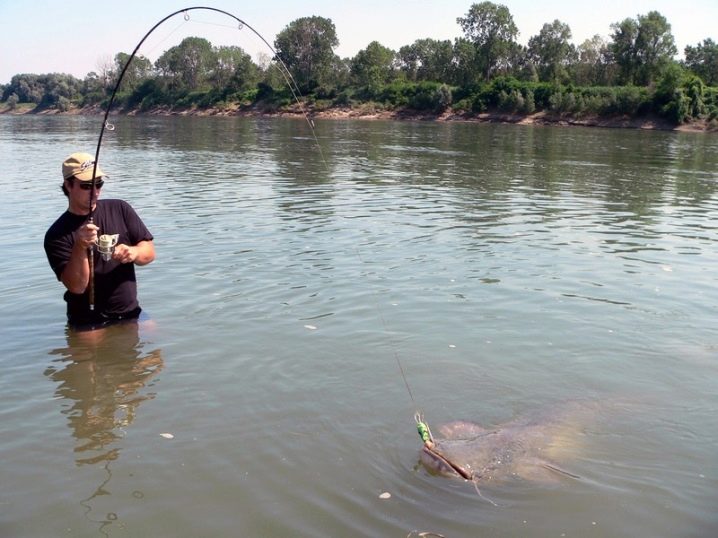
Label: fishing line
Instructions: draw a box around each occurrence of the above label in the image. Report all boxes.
[183,17,245,31]
[355,240,446,487]
[140,19,190,59]
[353,244,428,429]
[85,6,329,309]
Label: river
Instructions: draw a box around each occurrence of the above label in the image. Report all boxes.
[0,115,716,537]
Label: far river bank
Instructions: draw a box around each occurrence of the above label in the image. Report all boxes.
[2,102,715,133]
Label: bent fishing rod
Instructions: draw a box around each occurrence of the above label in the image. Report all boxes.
[85,6,325,310]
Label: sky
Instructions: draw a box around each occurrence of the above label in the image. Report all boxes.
[1,0,717,84]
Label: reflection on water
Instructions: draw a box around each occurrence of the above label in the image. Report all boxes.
[44,321,162,534]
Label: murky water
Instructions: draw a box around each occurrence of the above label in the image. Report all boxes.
[1,115,716,537]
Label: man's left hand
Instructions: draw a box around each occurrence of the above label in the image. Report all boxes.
[112,244,137,264]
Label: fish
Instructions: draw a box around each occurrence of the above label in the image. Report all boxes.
[419,401,598,485]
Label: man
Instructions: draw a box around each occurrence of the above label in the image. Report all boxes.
[44,152,155,330]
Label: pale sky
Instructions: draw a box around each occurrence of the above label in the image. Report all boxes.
[1,0,717,84]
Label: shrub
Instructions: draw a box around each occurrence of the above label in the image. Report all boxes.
[408,82,447,111]
[613,86,647,115]
[56,96,72,112]
[6,93,19,110]
[333,90,355,107]
[685,76,707,118]
[662,88,691,123]
[451,97,473,112]
[497,89,524,113]
[522,88,536,114]
[434,84,453,111]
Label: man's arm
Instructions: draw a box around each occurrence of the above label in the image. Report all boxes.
[60,223,98,294]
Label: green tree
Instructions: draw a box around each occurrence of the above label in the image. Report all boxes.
[155,37,217,91]
[213,46,260,94]
[2,74,43,103]
[350,41,396,92]
[398,38,454,82]
[610,17,639,84]
[509,44,538,82]
[114,52,152,92]
[610,11,676,85]
[81,71,106,105]
[449,37,479,86]
[325,56,351,92]
[457,2,519,81]
[274,16,339,92]
[256,52,286,93]
[40,73,83,108]
[526,20,575,83]
[1,73,82,108]
[634,11,676,85]
[572,35,614,86]
[684,38,718,86]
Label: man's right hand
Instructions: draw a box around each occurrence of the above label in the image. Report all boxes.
[75,223,99,249]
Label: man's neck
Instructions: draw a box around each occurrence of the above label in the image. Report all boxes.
[68,202,96,216]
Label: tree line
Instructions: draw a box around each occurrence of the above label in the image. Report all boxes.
[2,2,717,125]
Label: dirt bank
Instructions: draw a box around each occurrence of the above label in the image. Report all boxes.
[2,102,714,133]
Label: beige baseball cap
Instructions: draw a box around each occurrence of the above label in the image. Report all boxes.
[62,152,107,181]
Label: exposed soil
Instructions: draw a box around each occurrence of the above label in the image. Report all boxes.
[2,102,715,133]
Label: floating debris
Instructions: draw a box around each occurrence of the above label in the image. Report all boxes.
[304,325,317,330]
[379,492,391,499]
[160,433,174,439]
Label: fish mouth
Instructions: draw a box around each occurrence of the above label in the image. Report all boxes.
[421,445,473,480]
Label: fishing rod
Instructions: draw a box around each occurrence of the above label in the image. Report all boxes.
[85,6,327,310]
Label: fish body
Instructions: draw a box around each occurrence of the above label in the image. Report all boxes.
[420,402,595,483]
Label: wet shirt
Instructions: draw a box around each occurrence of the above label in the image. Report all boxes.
[44,199,153,326]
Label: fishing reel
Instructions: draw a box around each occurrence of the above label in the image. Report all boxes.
[96,234,119,261]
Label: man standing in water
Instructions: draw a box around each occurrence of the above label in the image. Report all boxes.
[44,152,155,330]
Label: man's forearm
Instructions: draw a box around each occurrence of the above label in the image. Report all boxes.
[133,240,155,266]
[61,242,91,294]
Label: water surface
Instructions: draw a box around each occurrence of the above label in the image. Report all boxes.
[0,115,716,537]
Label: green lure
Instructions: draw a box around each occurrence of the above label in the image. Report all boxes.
[417,421,432,443]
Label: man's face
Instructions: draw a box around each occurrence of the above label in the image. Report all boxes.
[66,177,103,214]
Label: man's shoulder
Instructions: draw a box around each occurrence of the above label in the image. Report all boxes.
[45,210,76,241]
[99,198,133,210]
[97,199,150,237]
[98,198,139,220]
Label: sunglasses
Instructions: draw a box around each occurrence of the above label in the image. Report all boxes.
[77,179,105,190]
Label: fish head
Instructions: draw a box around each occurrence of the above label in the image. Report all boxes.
[420,442,474,480]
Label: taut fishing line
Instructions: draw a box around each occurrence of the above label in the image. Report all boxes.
[85,6,328,309]
[353,245,432,441]
[140,19,190,59]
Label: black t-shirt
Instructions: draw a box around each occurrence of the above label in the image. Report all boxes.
[44,199,154,325]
